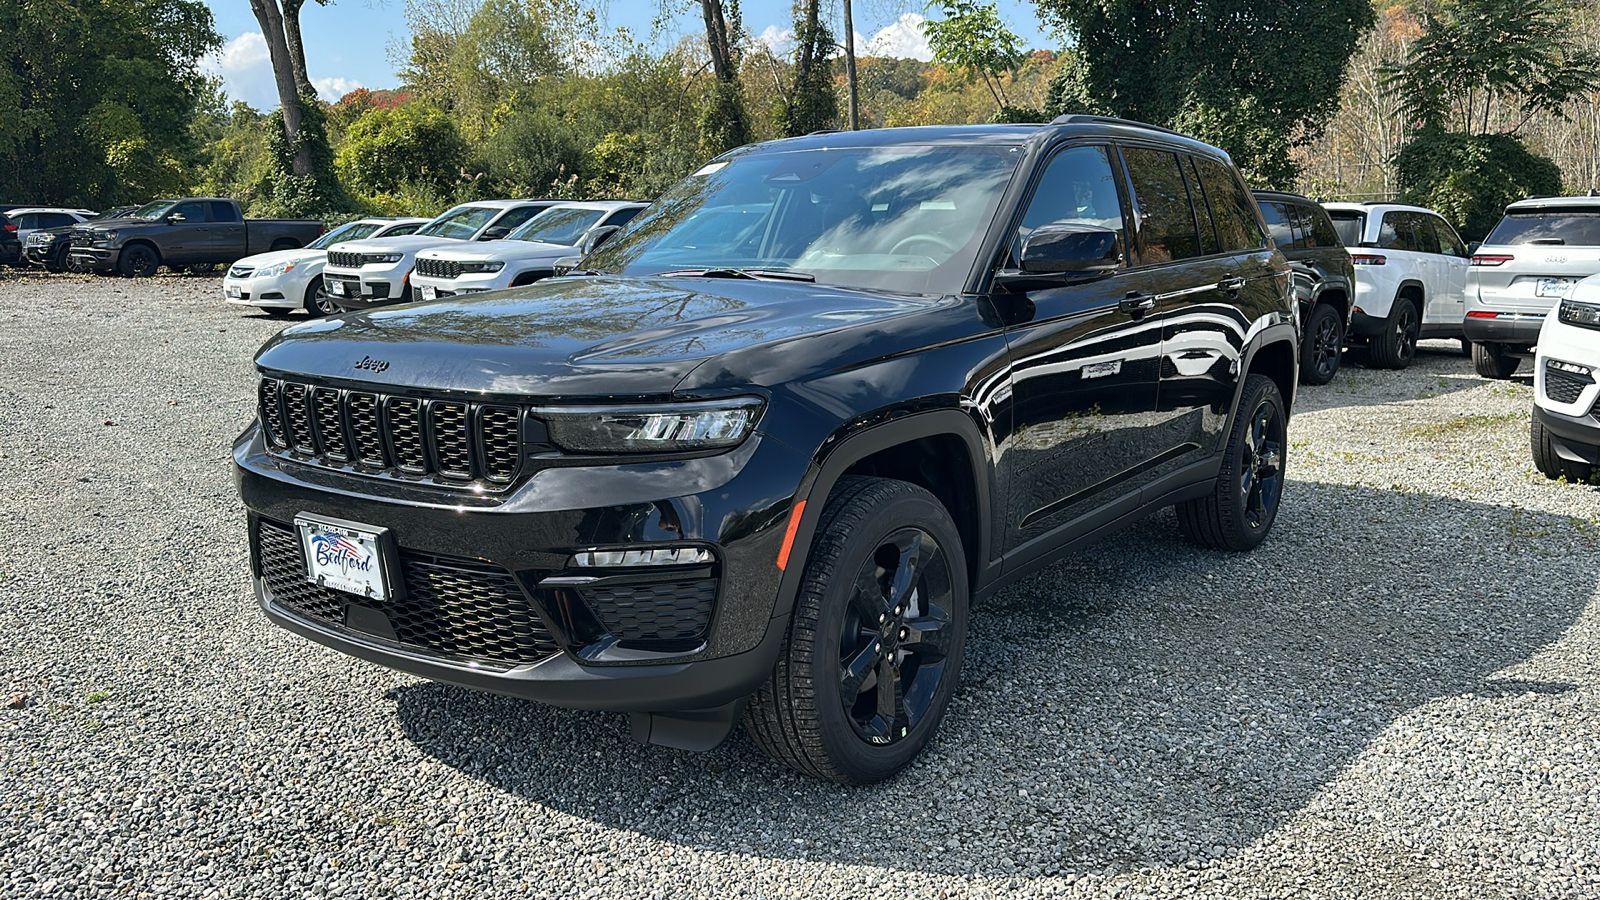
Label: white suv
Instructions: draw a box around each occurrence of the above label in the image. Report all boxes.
[223,217,429,317]
[1323,202,1471,368]
[321,200,556,311]
[1466,196,1600,379]
[1530,276,1600,482]
[411,201,646,300]
[5,207,96,242]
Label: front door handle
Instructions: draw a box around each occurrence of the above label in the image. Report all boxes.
[1119,292,1155,317]
[1218,276,1246,295]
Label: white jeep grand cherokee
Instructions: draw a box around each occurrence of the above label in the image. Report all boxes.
[1323,202,1471,369]
[1467,196,1600,379]
[1531,276,1600,483]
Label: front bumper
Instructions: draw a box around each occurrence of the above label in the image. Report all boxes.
[1463,312,1545,349]
[234,424,808,713]
[324,264,409,309]
[23,239,59,264]
[413,271,512,298]
[67,246,117,271]
[224,271,302,309]
[1533,404,1600,464]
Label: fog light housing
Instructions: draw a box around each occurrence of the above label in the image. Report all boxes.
[571,547,714,568]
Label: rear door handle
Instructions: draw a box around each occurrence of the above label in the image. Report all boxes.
[1119,292,1155,317]
[1218,276,1246,295]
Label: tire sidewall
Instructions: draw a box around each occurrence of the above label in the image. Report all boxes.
[1220,375,1287,550]
[121,245,158,278]
[1300,304,1343,385]
[804,487,968,783]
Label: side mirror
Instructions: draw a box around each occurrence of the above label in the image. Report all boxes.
[479,226,510,241]
[1017,224,1122,274]
[166,213,185,224]
[579,225,621,255]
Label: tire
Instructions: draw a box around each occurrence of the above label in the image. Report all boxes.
[45,246,67,273]
[303,276,338,316]
[1177,373,1288,552]
[1458,337,1473,357]
[1472,341,1521,379]
[1299,303,1345,385]
[117,243,161,278]
[1531,413,1593,483]
[1367,298,1419,369]
[744,476,969,785]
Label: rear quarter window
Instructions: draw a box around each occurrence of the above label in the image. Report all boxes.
[1327,212,1365,246]
[1194,157,1264,251]
[1484,209,1600,246]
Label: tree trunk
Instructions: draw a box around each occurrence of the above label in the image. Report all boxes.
[281,0,316,101]
[700,0,736,83]
[842,0,858,130]
[247,0,314,176]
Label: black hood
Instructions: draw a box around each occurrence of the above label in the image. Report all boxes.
[253,275,935,397]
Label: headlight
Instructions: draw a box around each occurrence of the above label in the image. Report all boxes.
[256,260,296,278]
[96,231,117,243]
[1558,299,1600,330]
[459,261,505,273]
[539,398,764,454]
[364,252,404,264]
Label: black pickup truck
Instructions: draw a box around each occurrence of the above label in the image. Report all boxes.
[236,118,1297,783]
[69,197,323,277]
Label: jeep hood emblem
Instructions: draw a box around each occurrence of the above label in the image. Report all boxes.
[354,355,390,374]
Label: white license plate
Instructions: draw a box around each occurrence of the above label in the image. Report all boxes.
[1537,277,1575,299]
[420,285,437,301]
[328,280,346,296]
[225,285,241,299]
[294,516,390,601]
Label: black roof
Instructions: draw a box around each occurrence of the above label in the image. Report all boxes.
[745,117,1228,160]
[1252,189,1321,204]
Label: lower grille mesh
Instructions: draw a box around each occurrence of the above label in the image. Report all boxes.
[1545,363,1594,407]
[256,520,560,667]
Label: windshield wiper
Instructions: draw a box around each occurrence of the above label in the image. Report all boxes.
[659,267,815,283]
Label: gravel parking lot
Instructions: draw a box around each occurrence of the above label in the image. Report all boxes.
[3,271,1599,899]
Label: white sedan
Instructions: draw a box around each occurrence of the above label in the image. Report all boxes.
[223,217,429,317]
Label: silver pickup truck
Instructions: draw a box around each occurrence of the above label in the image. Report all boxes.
[69,197,323,277]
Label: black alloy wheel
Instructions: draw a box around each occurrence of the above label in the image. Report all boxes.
[304,276,338,316]
[118,244,160,278]
[1369,300,1418,369]
[1177,373,1288,551]
[745,476,968,784]
[1299,303,1344,385]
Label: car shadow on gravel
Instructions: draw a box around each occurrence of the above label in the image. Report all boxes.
[388,480,1595,879]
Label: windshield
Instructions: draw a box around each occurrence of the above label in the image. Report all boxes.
[1484,209,1600,246]
[508,207,607,245]
[310,221,380,249]
[1327,211,1365,247]
[417,206,499,239]
[92,207,135,221]
[585,144,1023,293]
[129,200,177,220]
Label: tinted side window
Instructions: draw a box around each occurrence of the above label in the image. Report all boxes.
[494,205,547,232]
[1015,144,1129,260]
[1308,206,1342,247]
[209,201,240,222]
[1377,212,1418,251]
[1431,217,1467,257]
[14,214,37,229]
[171,201,208,223]
[604,207,644,228]
[1195,157,1264,251]
[1410,213,1441,253]
[40,213,74,227]
[1122,146,1201,263]
[386,223,422,236]
[1261,202,1292,248]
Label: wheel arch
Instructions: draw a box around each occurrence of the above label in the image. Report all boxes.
[1241,328,1299,419]
[510,268,554,288]
[773,409,994,620]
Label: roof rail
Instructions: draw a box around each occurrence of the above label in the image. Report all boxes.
[807,129,840,136]
[1048,114,1180,136]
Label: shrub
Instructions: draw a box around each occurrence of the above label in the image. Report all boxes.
[335,104,468,197]
[1394,131,1564,240]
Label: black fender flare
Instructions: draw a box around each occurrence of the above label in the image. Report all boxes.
[768,407,995,622]
[1234,322,1301,426]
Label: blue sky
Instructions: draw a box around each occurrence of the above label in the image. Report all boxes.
[201,0,1062,109]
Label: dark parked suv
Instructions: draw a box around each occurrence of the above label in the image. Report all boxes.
[235,118,1298,783]
[1254,191,1355,384]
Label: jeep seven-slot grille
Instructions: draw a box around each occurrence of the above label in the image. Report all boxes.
[255,519,560,667]
[258,377,526,487]
[326,250,364,269]
[415,257,462,279]
[1545,361,1594,408]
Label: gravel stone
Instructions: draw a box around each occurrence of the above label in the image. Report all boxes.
[3,271,1598,898]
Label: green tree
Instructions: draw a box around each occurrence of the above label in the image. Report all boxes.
[923,0,1024,107]
[776,0,838,137]
[1395,131,1564,240]
[335,104,469,196]
[696,0,751,154]
[1037,0,1374,183]
[0,0,220,205]
[1385,0,1600,135]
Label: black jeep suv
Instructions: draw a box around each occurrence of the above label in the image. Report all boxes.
[236,118,1297,784]
[1253,191,1355,385]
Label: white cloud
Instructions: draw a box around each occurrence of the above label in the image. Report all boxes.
[202,32,280,109]
[314,76,364,103]
[755,24,794,56]
[865,13,932,61]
